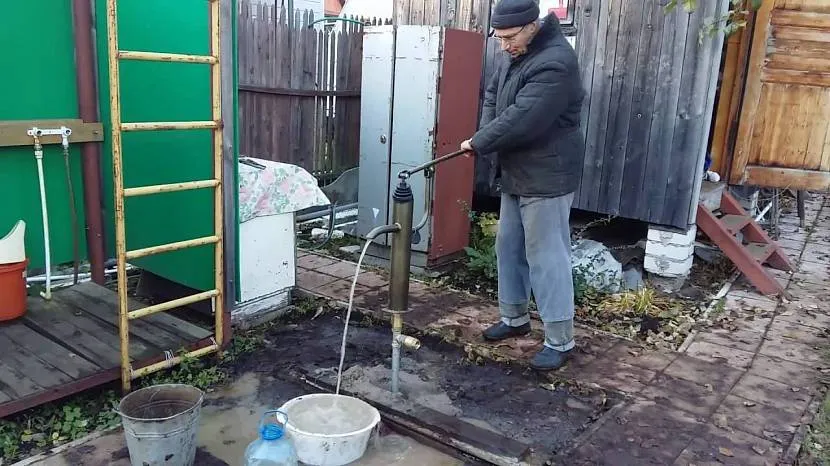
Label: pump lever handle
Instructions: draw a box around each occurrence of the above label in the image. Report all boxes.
[397,149,471,180]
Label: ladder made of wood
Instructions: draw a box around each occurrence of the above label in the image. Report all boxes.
[105,0,226,392]
[696,190,794,296]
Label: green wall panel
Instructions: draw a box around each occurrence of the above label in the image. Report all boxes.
[0,2,89,271]
[95,0,222,292]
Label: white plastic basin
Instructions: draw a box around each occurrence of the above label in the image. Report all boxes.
[279,393,380,466]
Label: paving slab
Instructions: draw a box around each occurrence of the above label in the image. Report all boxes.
[685,340,755,370]
[748,354,819,388]
[713,394,801,445]
[730,374,812,416]
[674,423,781,466]
[641,373,730,417]
[569,400,705,465]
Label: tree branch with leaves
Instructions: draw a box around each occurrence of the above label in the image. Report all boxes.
[665,0,763,44]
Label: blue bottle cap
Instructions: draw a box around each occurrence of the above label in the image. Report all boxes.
[260,423,284,441]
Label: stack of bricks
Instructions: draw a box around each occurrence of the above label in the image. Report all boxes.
[644,225,697,278]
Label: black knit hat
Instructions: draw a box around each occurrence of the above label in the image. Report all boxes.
[490,0,540,29]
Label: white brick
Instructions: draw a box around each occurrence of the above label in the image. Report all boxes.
[644,254,694,278]
[645,240,694,262]
[646,225,697,246]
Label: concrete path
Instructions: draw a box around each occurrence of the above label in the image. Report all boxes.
[297,194,829,465]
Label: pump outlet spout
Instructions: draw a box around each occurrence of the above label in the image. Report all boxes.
[365,223,401,240]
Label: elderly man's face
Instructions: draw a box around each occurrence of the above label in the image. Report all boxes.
[492,21,538,58]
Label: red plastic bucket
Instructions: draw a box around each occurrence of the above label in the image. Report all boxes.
[0,259,28,321]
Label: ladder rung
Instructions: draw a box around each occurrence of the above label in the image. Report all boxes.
[118,50,218,64]
[131,342,220,379]
[124,180,219,197]
[128,290,219,320]
[121,121,219,132]
[126,235,219,260]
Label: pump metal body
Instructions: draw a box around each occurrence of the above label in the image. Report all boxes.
[376,150,469,394]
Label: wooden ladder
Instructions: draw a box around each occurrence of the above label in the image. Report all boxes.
[696,190,794,296]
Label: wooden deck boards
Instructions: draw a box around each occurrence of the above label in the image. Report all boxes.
[0,282,212,418]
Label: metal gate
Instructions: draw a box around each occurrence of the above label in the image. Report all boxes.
[105,0,226,392]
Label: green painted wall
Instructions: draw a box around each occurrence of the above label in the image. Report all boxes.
[0,2,89,271]
[95,0,238,293]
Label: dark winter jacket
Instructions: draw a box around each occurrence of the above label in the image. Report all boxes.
[471,13,585,198]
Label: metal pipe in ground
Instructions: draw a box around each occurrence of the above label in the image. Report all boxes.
[388,179,419,394]
[71,0,107,285]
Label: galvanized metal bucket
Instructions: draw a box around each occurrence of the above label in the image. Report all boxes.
[116,384,204,466]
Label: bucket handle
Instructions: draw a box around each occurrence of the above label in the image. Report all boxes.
[260,409,289,429]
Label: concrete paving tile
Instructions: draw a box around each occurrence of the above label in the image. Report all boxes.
[316,260,363,279]
[792,272,830,287]
[296,269,339,291]
[569,400,705,465]
[803,242,830,258]
[556,332,621,378]
[604,341,677,372]
[314,279,373,302]
[724,293,779,313]
[296,253,337,270]
[731,315,774,334]
[696,326,765,353]
[776,238,806,252]
[777,306,830,330]
[453,303,500,322]
[713,395,800,444]
[425,314,492,345]
[767,318,829,347]
[641,373,729,417]
[767,267,795,284]
[576,358,657,395]
[353,288,389,313]
[786,278,830,301]
[356,271,389,289]
[759,336,824,366]
[796,259,830,277]
[801,252,830,266]
[674,423,781,466]
[730,374,812,416]
[748,354,818,388]
[685,340,755,370]
[663,354,744,393]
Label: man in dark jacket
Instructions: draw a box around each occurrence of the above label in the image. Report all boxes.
[461,0,585,370]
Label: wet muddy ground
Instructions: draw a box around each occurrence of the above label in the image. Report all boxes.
[35,309,620,465]
[232,310,620,461]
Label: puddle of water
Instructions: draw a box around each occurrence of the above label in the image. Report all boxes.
[198,372,461,466]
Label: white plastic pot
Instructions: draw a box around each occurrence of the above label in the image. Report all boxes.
[279,393,380,466]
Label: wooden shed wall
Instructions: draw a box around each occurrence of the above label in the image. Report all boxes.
[477,0,727,229]
[573,0,727,229]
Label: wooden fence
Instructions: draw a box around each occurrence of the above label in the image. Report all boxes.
[238,2,388,179]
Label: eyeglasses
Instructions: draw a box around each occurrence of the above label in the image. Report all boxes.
[488,24,526,43]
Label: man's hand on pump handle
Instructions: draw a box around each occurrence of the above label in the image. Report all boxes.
[460,139,474,155]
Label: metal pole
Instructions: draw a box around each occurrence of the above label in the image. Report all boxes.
[71,0,107,285]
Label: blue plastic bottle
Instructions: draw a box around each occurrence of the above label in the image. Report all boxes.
[243,410,298,466]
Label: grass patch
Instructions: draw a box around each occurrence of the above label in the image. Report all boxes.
[803,393,830,465]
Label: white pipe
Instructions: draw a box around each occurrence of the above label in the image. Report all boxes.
[26,266,124,284]
[755,201,773,223]
[34,145,52,300]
